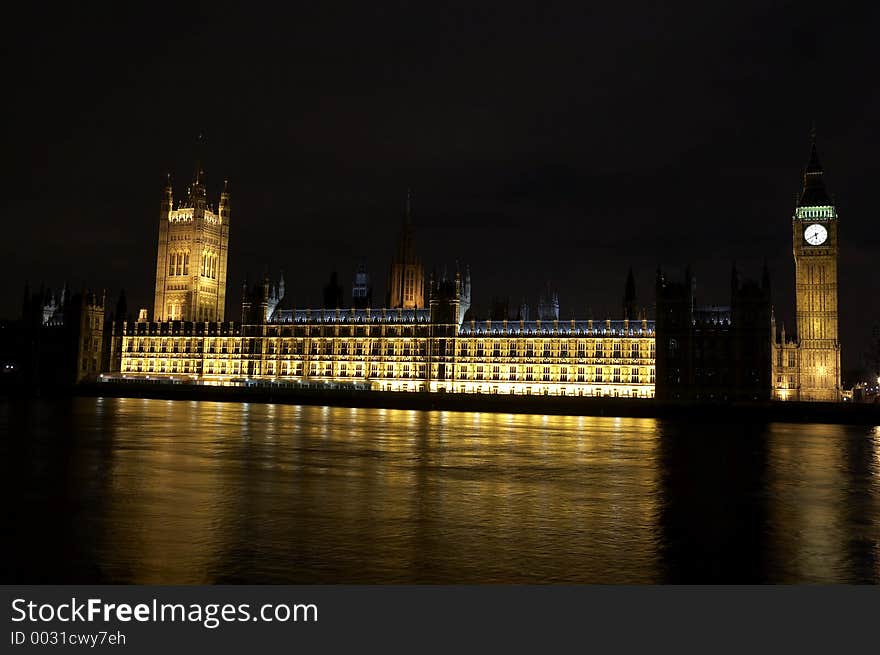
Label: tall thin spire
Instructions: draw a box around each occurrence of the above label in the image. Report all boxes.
[405,187,412,225]
[805,122,822,174]
[798,125,831,207]
[193,133,206,186]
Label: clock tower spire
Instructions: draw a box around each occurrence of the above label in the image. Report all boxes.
[786,129,841,402]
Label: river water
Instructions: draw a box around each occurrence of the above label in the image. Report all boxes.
[2,397,878,583]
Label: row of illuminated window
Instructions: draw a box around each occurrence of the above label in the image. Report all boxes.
[166,249,220,279]
[122,360,212,374]
[441,384,654,398]
[168,251,190,276]
[121,356,656,384]
[123,337,655,354]
[122,338,428,356]
[795,206,836,219]
[168,210,222,223]
[455,365,655,383]
[775,375,798,389]
[202,251,219,279]
[121,359,431,379]
[458,340,655,358]
[775,350,798,368]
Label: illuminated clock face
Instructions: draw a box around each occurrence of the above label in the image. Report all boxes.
[804,223,828,246]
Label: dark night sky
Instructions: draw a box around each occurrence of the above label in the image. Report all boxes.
[2,1,878,370]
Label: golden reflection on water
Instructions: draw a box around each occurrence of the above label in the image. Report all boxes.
[12,397,877,583]
[766,422,880,583]
[766,423,847,583]
[97,399,662,583]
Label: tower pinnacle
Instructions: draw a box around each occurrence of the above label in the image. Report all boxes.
[193,133,206,186]
[797,129,831,207]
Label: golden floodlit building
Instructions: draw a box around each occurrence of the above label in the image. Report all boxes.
[772,134,841,402]
[111,173,656,397]
[114,270,657,398]
[109,135,844,403]
[152,166,230,322]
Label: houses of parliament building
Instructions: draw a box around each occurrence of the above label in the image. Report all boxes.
[107,135,842,402]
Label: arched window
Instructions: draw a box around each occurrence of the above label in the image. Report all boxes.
[169,252,176,276]
[183,251,189,275]
[176,251,183,276]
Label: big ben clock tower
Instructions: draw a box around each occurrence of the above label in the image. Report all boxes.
[791,132,841,402]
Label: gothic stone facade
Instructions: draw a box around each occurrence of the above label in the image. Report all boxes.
[114,277,656,398]
[772,138,841,402]
[153,168,230,322]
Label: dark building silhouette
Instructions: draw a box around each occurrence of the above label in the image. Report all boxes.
[322,271,344,309]
[115,289,129,325]
[536,282,560,321]
[655,265,772,402]
[352,263,372,309]
[237,273,291,324]
[428,268,469,387]
[241,275,271,324]
[490,297,511,321]
[4,284,109,390]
